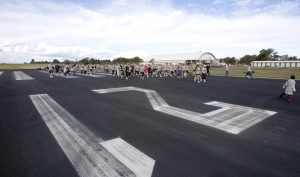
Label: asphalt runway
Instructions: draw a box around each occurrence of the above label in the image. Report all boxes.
[0,70,299,177]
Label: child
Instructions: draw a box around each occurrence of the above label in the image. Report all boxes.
[279,75,296,102]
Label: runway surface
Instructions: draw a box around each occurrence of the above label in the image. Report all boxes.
[0,70,299,177]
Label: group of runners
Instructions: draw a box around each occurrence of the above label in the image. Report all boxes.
[106,63,210,82]
[46,62,211,83]
[45,62,296,102]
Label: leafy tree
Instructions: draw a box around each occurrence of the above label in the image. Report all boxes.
[256,48,279,61]
[131,56,143,63]
[90,58,96,64]
[63,59,70,64]
[149,58,155,64]
[79,58,89,65]
[288,56,298,60]
[238,55,257,65]
[279,55,288,61]
[30,59,35,63]
[221,57,236,65]
[52,59,60,63]
[100,59,112,64]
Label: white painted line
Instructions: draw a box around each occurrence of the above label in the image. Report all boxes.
[30,94,134,177]
[201,107,231,117]
[93,87,277,134]
[39,71,80,78]
[93,72,112,76]
[101,138,155,177]
[30,94,155,177]
[76,73,105,77]
[0,71,3,76]
[14,71,34,80]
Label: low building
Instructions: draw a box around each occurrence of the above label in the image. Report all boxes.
[251,61,300,67]
[142,52,219,65]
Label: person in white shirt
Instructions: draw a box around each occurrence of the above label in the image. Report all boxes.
[225,64,229,76]
[194,64,202,83]
[48,63,54,78]
[279,75,296,102]
[245,65,252,79]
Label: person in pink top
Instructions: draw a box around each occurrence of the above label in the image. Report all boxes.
[144,64,149,78]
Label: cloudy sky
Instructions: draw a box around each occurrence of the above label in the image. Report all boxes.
[0,0,299,63]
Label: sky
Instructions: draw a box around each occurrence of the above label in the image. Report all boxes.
[0,0,300,63]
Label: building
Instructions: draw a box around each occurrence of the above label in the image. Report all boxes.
[142,52,219,65]
[251,61,300,67]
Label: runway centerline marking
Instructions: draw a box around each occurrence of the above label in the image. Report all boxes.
[93,86,277,134]
[30,94,155,177]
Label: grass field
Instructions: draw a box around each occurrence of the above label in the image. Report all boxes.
[210,66,300,79]
[1,64,299,79]
[0,64,44,70]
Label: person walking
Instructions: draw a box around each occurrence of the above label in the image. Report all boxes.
[48,63,54,78]
[245,64,252,79]
[225,64,229,76]
[279,75,296,102]
[206,64,211,76]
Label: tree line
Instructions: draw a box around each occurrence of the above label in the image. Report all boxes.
[29,56,143,65]
[219,48,299,65]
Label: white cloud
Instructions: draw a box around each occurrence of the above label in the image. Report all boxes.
[213,0,225,5]
[232,0,252,7]
[0,0,299,63]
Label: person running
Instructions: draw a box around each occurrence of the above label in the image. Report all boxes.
[157,64,162,77]
[183,64,189,78]
[202,65,207,82]
[144,64,149,78]
[55,64,60,76]
[48,63,54,78]
[116,64,121,78]
[279,75,296,102]
[169,64,174,77]
[120,64,125,79]
[163,63,168,77]
[177,63,182,78]
[194,64,202,83]
[135,63,140,77]
[80,65,84,74]
[140,64,145,80]
[125,64,130,80]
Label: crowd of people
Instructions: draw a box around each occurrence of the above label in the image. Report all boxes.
[45,63,212,83]
[45,62,296,102]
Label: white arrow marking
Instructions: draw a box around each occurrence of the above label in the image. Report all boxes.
[93,86,277,134]
[30,94,155,177]
[14,71,34,80]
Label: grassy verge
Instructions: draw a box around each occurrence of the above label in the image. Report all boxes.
[0,64,45,70]
[209,66,300,79]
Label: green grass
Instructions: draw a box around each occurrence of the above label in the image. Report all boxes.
[0,64,45,70]
[210,66,300,79]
